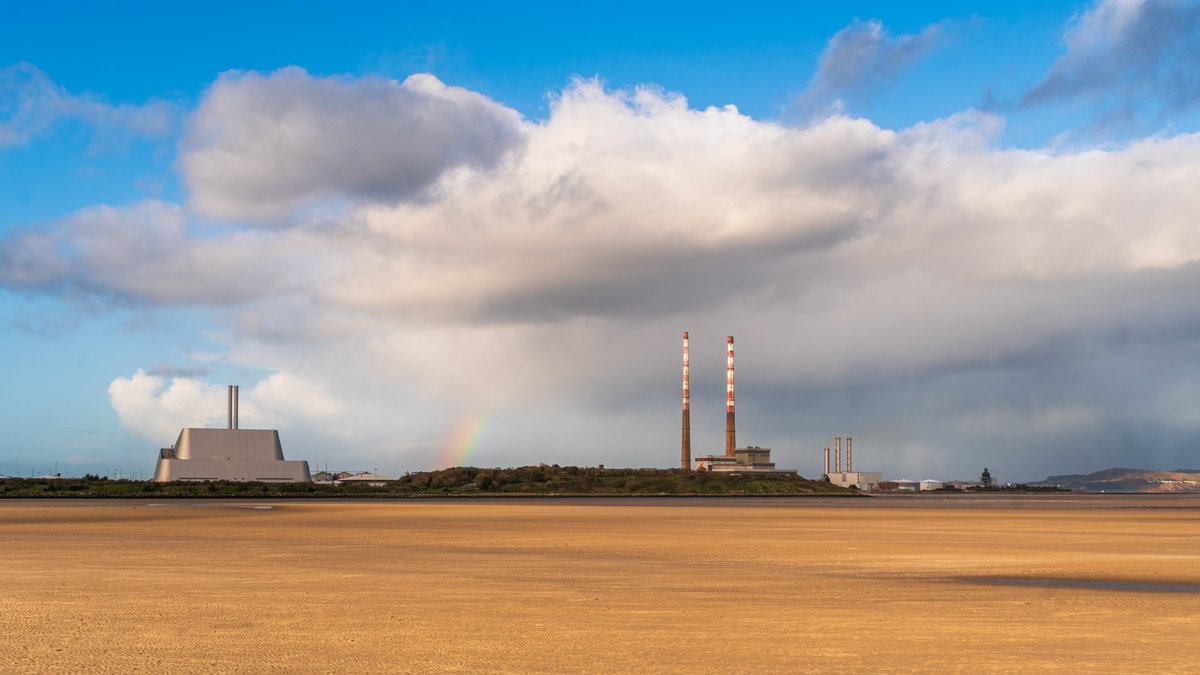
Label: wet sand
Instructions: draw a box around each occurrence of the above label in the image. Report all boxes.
[2,495,1199,673]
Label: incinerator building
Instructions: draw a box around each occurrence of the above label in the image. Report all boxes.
[152,385,311,483]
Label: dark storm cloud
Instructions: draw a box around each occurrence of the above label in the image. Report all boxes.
[738,305,1200,483]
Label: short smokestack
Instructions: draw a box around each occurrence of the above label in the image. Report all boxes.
[681,331,691,471]
[233,385,239,430]
[847,436,853,473]
[725,336,736,457]
[227,385,233,429]
[824,447,830,477]
[835,436,841,473]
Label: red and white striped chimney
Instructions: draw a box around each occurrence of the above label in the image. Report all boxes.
[725,336,736,457]
[681,331,691,471]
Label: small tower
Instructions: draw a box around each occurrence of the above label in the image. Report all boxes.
[981,467,993,489]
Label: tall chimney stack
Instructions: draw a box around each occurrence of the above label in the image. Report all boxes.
[233,385,239,430]
[681,331,691,471]
[824,447,830,477]
[835,436,841,473]
[725,336,736,457]
[847,436,853,473]
[227,385,233,429]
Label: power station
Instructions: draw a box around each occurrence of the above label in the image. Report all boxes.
[686,334,795,475]
[152,385,312,483]
[823,436,883,489]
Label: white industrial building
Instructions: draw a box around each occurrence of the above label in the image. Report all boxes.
[827,471,884,490]
[153,385,311,483]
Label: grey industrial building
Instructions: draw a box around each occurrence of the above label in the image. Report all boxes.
[153,385,311,483]
[694,446,797,474]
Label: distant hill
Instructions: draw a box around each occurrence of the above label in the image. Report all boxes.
[1034,467,1200,493]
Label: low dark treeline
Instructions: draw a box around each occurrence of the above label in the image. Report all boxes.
[0,466,853,498]
[393,465,847,495]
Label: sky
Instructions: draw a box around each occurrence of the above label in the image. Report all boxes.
[2,0,1200,482]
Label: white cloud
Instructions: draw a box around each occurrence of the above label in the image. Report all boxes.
[7,74,1200,477]
[0,201,291,305]
[108,369,345,445]
[179,67,526,221]
[791,19,944,121]
[0,62,176,148]
[1022,0,1200,121]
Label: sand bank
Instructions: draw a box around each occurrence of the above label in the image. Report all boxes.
[2,496,1198,672]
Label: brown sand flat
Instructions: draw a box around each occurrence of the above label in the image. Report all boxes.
[2,495,1200,673]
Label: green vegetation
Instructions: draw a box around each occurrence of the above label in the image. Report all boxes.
[391,465,851,496]
[0,466,855,498]
[0,476,319,499]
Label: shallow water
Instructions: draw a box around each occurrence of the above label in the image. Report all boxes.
[957,576,1200,594]
[144,502,275,510]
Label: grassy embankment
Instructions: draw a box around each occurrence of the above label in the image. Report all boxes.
[0,465,853,498]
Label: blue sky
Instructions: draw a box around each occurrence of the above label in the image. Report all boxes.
[3,0,1200,480]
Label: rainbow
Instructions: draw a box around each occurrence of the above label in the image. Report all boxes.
[439,415,488,468]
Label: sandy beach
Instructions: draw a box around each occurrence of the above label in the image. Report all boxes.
[2,495,1199,673]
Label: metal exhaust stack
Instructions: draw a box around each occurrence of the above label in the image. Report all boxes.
[847,436,853,473]
[725,336,736,457]
[835,436,841,473]
[227,385,233,429]
[233,385,239,430]
[681,331,691,471]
